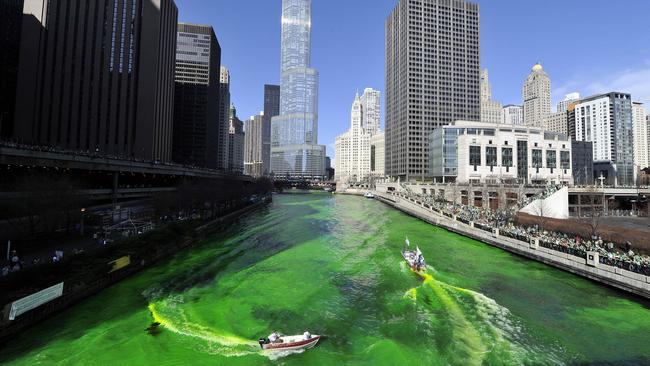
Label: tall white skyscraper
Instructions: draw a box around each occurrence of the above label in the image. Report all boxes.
[270,0,326,179]
[557,92,580,113]
[335,88,383,182]
[480,68,502,124]
[523,63,551,128]
[632,102,648,169]
[502,105,524,125]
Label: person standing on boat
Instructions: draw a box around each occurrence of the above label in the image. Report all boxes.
[269,331,280,343]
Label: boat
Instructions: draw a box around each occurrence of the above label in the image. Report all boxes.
[364,192,375,199]
[259,331,321,352]
[401,237,426,273]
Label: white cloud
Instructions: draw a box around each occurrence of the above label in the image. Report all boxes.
[554,63,650,114]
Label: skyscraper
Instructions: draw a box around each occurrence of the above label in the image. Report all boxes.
[0,0,23,139]
[574,92,635,186]
[523,63,551,128]
[632,102,648,169]
[386,0,480,180]
[480,69,502,124]
[263,84,280,176]
[271,0,326,179]
[173,23,221,168]
[502,105,524,125]
[244,113,265,177]
[557,92,580,113]
[14,0,178,162]
[228,104,245,174]
[218,67,231,170]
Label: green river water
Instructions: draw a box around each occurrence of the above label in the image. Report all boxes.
[1,192,650,365]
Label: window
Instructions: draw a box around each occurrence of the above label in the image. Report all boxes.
[502,147,513,167]
[486,146,497,167]
[546,150,557,169]
[469,146,481,167]
[561,151,570,169]
[532,149,543,168]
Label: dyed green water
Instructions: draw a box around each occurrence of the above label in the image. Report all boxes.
[2,192,650,365]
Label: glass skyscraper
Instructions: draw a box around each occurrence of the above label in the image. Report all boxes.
[271,0,325,179]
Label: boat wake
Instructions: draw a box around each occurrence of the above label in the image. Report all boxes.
[402,265,564,365]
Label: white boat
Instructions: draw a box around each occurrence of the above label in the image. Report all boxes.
[259,332,321,352]
[364,192,375,199]
[401,237,426,272]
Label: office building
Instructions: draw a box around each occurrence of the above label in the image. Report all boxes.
[502,105,524,125]
[385,0,480,180]
[480,69,502,124]
[335,89,381,182]
[429,121,572,185]
[228,104,245,174]
[244,113,264,177]
[574,92,635,186]
[263,84,280,176]
[173,23,221,168]
[523,63,551,128]
[371,132,385,177]
[217,67,231,170]
[567,103,578,140]
[0,0,23,138]
[557,92,580,113]
[632,102,648,169]
[270,0,326,179]
[571,140,593,185]
[14,0,178,162]
[544,112,568,136]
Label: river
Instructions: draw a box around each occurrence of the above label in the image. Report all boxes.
[2,192,650,365]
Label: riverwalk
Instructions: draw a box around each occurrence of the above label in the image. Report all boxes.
[345,189,650,300]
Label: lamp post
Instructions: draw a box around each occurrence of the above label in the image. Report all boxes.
[598,174,606,216]
[80,208,86,236]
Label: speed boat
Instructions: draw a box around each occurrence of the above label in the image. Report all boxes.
[259,331,321,352]
[364,192,375,199]
[402,237,426,273]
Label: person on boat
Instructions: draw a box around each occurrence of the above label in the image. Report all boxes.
[303,331,311,340]
[269,331,281,343]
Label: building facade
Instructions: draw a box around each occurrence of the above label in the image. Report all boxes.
[263,84,280,176]
[571,140,593,185]
[574,92,635,186]
[244,113,264,177]
[334,89,382,182]
[270,0,326,179]
[544,111,568,136]
[522,63,551,128]
[502,105,523,125]
[0,0,23,139]
[386,0,480,180]
[228,104,245,174]
[557,92,580,113]
[14,0,178,162]
[217,67,231,170]
[173,23,221,168]
[371,132,385,177]
[632,102,648,169]
[429,121,572,185]
[480,69,502,124]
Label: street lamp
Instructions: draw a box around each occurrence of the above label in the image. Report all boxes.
[598,174,606,216]
[80,208,86,236]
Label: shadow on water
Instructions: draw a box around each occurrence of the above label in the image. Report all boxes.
[0,195,330,362]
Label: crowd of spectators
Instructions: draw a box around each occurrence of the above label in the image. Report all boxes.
[396,184,650,276]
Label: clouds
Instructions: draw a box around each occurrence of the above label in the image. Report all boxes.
[553,62,650,113]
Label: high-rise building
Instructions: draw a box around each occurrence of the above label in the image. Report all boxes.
[335,89,382,182]
[523,63,551,128]
[574,92,635,186]
[270,0,326,179]
[480,69,502,124]
[14,0,178,162]
[567,103,578,140]
[244,113,265,177]
[0,0,23,139]
[217,67,231,170]
[173,23,221,168]
[371,132,385,177]
[632,102,648,169]
[263,84,280,176]
[386,0,480,180]
[647,115,650,169]
[544,112,568,136]
[571,140,594,186]
[557,92,580,113]
[228,104,245,174]
[502,105,524,125]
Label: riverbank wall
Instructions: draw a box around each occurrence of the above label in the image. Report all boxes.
[0,197,271,343]
[345,189,650,300]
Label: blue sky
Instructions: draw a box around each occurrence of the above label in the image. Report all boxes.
[175,0,650,157]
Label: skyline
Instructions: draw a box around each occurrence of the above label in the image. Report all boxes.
[176,0,650,158]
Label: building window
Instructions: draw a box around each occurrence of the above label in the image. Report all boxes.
[560,151,570,169]
[469,146,481,167]
[502,147,513,168]
[486,146,497,171]
[532,149,543,169]
[546,150,557,173]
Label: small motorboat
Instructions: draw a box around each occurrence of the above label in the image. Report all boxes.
[402,237,426,272]
[364,192,375,199]
[259,331,321,352]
